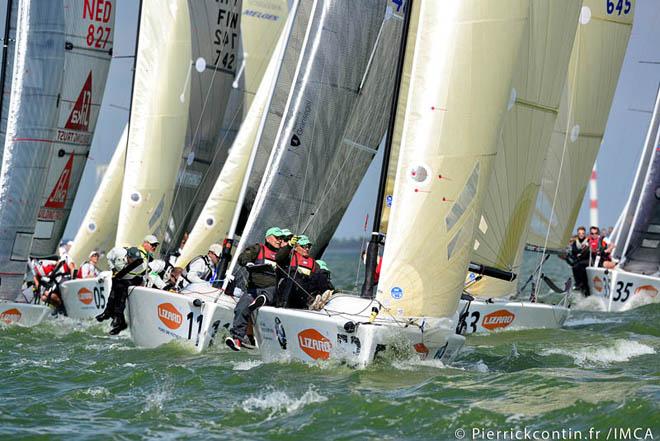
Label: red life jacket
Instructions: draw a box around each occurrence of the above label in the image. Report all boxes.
[290,252,316,276]
[588,235,606,254]
[256,243,278,268]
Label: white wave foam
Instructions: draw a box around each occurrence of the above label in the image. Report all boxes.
[392,358,446,371]
[564,316,622,327]
[241,387,327,418]
[232,359,263,371]
[83,386,111,398]
[543,339,655,367]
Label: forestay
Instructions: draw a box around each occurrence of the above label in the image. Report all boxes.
[233,0,386,265]
[468,0,582,298]
[375,0,528,318]
[528,0,634,251]
[115,0,191,247]
[31,0,115,258]
[0,0,65,300]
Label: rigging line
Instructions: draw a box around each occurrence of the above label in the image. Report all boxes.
[165,37,276,249]
[533,28,581,301]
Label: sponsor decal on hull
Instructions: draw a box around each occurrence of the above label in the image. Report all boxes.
[78,287,93,305]
[0,308,22,324]
[298,329,332,360]
[634,284,658,298]
[592,276,604,293]
[482,309,515,331]
[157,303,183,330]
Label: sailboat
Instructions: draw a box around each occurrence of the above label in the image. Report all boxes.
[251,0,529,366]
[457,0,583,335]
[0,0,66,326]
[527,0,635,312]
[30,0,115,258]
[585,85,659,311]
[60,0,288,322]
[127,0,394,349]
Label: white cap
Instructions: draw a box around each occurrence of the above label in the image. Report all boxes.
[208,243,222,257]
[143,234,159,245]
[89,250,100,258]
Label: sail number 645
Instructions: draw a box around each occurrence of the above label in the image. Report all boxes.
[606,0,632,15]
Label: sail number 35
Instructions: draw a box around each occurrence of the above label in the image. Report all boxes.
[606,0,632,15]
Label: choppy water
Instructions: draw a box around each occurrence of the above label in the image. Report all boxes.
[1,250,658,440]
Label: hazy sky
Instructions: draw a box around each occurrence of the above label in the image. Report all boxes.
[65,0,660,240]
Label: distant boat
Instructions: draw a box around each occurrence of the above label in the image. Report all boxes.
[586,85,660,311]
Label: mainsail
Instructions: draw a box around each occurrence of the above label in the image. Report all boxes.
[527,0,634,251]
[115,0,192,247]
[0,0,65,300]
[163,0,243,250]
[232,0,387,265]
[31,0,115,257]
[617,86,660,274]
[467,0,582,298]
[375,0,528,318]
[68,124,127,265]
[0,0,18,160]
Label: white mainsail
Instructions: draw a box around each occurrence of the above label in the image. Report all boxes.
[375,0,528,318]
[527,0,634,251]
[0,0,65,300]
[68,124,127,266]
[31,0,115,257]
[115,0,191,247]
[467,0,582,298]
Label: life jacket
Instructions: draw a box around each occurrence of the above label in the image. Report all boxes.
[184,255,215,283]
[588,235,607,254]
[127,246,150,277]
[290,252,316,277]
[255,243,278,269]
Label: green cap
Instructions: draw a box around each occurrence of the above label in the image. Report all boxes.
[316,260,330,272]
[280,228,293,237]
[265,227,283,238]
[297,235,312,247]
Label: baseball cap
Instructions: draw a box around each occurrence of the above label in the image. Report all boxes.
[208,243,222,257]
[265,227,283,238]
[89,250,100,258]
[297,235,312,247]
[127,247,141,260]
[280,228,293,237]
[143,234,159,245]
[316,260,330,272]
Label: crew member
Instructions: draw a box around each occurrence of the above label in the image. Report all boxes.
[180,243,222,288]
[275,235,320,309]
[97,235,157,335]
[78,251,100,279]
[226,227,287,351]
[307,259,334,310]
[568,227,590,294]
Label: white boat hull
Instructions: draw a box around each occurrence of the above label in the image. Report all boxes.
[0,302,50,327]
[127,284,236,349]
[59,273,112,320]
[253,296,464,368]
[457,297,570,335]
[585,267,659,312]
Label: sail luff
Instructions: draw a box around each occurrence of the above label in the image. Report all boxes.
[177,5,295,266]
[115,0,192,247]
[374,0,529,318]
[467,0,582,298]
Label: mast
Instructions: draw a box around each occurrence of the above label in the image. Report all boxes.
[0,0,13,122]
[361,0,412,299]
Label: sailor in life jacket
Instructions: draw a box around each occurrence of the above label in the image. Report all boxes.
[77,250,100,279]
[275,234,320,308]
[97,235,159,335]
[30,257,74,308]
[588,226,613,267]
[179,243,222,289]
[226,227,288,351]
